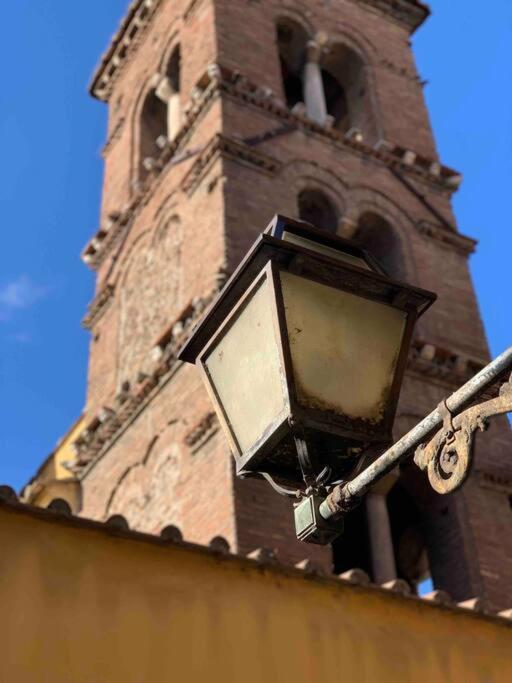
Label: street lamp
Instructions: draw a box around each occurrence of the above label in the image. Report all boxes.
[179,215,436,542]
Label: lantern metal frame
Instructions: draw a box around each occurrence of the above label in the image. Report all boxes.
[179,215,436,487]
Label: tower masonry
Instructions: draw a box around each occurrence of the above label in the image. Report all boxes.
[63,0,511,609]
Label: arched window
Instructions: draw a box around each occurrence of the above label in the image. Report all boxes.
[163,45,181,140]
[322,43,373,136]
[276,18,309,109]
[139,91,167,179]
[275,26,377,140]
[138,46,181,180]
[298,189,339,233]
[321,69,350,132]
[354,212,404,279]
[167,46,181,97]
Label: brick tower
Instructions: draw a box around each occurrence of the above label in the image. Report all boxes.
[65,0,511,609]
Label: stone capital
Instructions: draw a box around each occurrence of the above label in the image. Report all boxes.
[305,40,323,64]
[155,75,175,102]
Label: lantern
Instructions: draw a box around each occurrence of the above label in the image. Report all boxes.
[179,215,435,496]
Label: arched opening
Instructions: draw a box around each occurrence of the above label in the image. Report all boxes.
[322,43,375,138]
[298,189,339,233]
[166,45,181,96]
[276,18,309,109]
[138,46,181,180]
[354,212,405,279]
[321,69,350,132]
[163,45,182,142]
[275,25,377,138]
[139,91,167,179]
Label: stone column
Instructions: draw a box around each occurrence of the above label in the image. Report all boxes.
[365,472,398,584]
[302,40,328,126]
[155,76,181,142]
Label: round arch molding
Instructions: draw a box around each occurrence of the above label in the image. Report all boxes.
[104,421,184,533]
[116,215,183,388]
[345,186,420,284]
[278,159,349,232]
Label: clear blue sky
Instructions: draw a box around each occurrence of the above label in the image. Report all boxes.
[0,1,510,490]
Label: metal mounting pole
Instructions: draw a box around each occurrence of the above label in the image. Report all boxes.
[319,346,512,522]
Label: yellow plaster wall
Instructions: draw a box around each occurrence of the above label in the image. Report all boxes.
[53,416,86,480]
[23,417,84,511]
[0,504,510,683]
[30,479,81,511]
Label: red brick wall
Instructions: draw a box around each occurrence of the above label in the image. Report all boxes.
[79,0,512,608]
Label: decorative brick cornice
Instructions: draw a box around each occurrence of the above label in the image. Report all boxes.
[90,0,429,103]
[356,0,430,32]
[181,133,282,195]
[407,339,487,388]
[215,66,461,193]
[83,63,462,269]
[82,285,115,330]
[90,0,163,102]
[417,220,477,256]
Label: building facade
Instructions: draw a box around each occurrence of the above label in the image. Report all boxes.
[32,0,512,610]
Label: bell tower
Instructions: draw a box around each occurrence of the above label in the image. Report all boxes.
[70,0,511,609]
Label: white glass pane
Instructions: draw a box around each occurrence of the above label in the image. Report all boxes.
[205,277,286,452]
[280,271,405,422]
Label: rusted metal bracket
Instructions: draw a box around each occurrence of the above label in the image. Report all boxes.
[318,347,512,525]
[414,375,512,494]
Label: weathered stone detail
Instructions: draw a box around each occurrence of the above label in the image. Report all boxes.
[82,284,115,330]
[118,215,182,386]
[73,292,216,468]
[105,423,183,533]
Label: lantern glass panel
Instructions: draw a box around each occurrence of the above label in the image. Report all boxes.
[203,275,286,453]
[280,270,406,423]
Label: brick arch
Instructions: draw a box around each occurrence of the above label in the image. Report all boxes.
[321,30,382,142]
[345,186,419,283]
[152,191,179,223]
[130,74,163,188]
[326,24,379,65]
[104,421,184,533]
[156,30,181,75]
[272,6,314,38]
[113,228,152,288]
[278,159,349,229]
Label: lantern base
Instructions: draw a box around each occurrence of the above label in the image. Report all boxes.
[237,426,373,488]
[294,494,344,545]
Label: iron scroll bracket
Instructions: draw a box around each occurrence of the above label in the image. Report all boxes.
[413,374,512,494]
[319,348,512,525]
